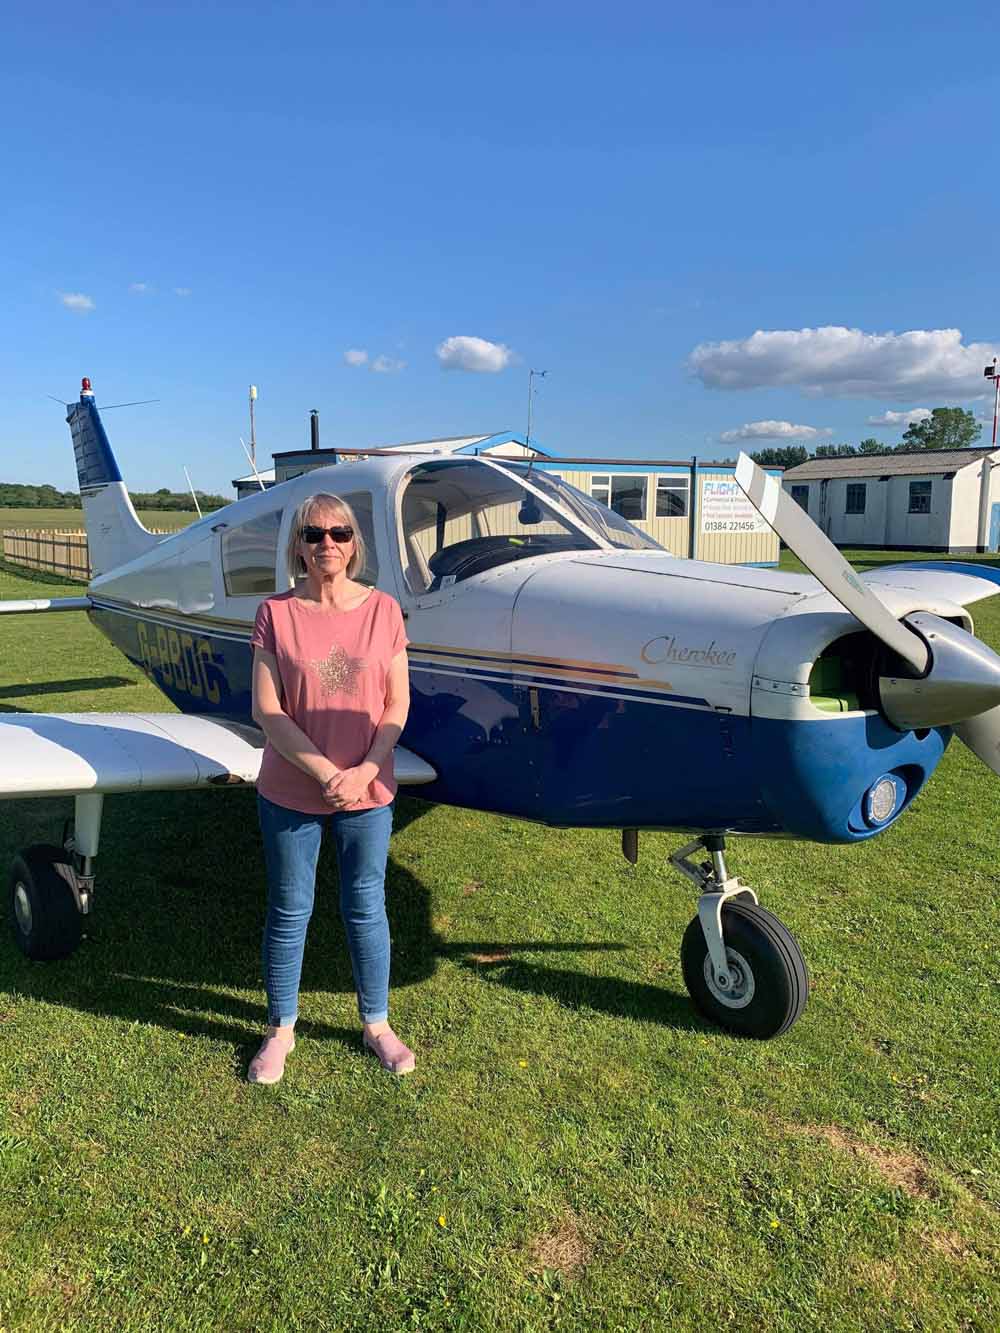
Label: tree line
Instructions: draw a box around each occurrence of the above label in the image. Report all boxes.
[748,407,983,469]
[0,483,229,511]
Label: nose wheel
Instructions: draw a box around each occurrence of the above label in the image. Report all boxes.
[671,837,808,1039]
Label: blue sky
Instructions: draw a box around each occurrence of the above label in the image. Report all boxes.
[2,1,998,494]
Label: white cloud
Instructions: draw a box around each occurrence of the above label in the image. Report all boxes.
[719,420,833,443]
[59,292,95,313]
[173,287,192,297]
[865,408,932,428]
[344,348,369,367]
[436,335,513,373]
[688,327,1000,400]
[129,282,151,294]
[371,355,406,374]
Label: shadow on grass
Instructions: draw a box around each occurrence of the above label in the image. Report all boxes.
[0,559,85,590]
[0,676,135,701]
[1,790,705,1053]
[442,946,707,1032]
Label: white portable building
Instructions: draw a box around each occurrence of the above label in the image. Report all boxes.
[781,447,1000,553]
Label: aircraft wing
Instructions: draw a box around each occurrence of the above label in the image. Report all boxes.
[0,713,436,798]
[863,562,1000,608]
[0,597,92,614]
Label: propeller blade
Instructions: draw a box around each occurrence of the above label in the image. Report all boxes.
[735,453,929,675]
[954,708,1000,777]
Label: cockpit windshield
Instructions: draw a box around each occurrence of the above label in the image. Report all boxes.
[490,462,662,553]
[398,458,661,595]
[399,459,599,594]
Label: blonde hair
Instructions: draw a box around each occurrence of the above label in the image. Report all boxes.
[286,493,367,581]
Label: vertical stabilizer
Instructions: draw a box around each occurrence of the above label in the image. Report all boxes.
[66,379,161,577]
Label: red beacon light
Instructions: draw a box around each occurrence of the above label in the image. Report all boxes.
[81,377,94,398]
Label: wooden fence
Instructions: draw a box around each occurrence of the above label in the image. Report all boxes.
[2,529,169,582]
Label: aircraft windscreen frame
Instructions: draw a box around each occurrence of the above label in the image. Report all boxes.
[399,458,607,593]
[489,461,663,553]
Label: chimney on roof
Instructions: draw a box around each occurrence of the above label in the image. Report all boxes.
[310,409,320,451]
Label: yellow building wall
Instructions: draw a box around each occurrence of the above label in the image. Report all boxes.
[549,468,779,565]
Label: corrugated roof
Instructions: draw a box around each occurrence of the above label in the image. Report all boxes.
[783,447,998,480]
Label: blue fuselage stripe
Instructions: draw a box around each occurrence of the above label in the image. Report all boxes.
[86,602,950,840]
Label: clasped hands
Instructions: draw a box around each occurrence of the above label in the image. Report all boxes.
[321,762,378,810]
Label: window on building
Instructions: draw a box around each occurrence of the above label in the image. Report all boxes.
[590,474,648,521]
[845,483,866,515]
[790,485,809,512]
[222,507,283,596]
[908,480,932,515]
[655,475,689,518]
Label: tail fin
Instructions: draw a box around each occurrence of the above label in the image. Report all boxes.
[66,378,161,577]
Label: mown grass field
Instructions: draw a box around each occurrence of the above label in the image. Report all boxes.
[1,554,999,1331]
[0,509,198,532]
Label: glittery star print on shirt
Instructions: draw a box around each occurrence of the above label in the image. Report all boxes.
[250,588,409,814]
[308,642,364,697]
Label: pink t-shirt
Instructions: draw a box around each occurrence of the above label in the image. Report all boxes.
[250,588,408,814]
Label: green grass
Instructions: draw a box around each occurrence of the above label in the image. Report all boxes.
[0,508,197,532]
[1,555,999,1330]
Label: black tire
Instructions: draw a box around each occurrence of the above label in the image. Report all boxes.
[680,899,808,1039]
[9,845,83,961]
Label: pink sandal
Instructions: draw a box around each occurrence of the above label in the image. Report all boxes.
[248,1029,296,1085]
[363,1027,415,1075]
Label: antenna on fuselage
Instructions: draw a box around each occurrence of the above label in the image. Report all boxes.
[240,437,267,491]
[248,385,259,468]
[44,392,159,410]
[182,466,203,518]
[525,368,548,472]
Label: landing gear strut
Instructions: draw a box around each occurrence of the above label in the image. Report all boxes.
[670,835,808,1039]
[8,794,102,961]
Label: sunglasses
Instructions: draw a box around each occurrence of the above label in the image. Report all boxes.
[302,524,354,544]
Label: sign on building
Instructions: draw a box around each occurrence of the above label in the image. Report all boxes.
[700,478,771,535]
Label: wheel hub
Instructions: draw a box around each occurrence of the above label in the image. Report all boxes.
[704,948,755,1008]
[13,881,33,935]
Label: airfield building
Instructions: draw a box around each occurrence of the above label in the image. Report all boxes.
[781,447,1000,553]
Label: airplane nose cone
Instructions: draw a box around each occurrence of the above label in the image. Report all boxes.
[880,612,1000,730]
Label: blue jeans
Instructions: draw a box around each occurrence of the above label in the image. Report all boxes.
[257,794,394,1027]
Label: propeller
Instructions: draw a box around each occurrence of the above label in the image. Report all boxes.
[954,708,1000,777]
[734,453,1000,765]
[734,455,928,674]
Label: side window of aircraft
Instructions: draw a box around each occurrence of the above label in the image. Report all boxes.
[222,508,283,597]
[398,460,600,595]
[338,492,379,586]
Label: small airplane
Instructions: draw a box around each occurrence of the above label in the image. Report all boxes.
[4,378,1000,1039]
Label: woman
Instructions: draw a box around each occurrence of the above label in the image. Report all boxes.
[247,492,412,1084]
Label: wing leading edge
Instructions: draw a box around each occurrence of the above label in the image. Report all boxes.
[0,713,436,798]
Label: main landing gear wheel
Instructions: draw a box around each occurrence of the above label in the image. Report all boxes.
[8,845,83,961]
[680,899,808,1039]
